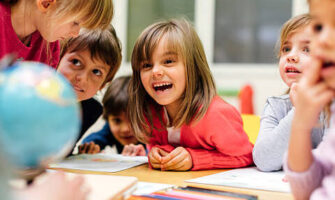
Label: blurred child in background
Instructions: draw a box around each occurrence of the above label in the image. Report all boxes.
[79,76,146,156]
[285,0,335,199]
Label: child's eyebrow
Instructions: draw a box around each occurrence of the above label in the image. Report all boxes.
[75,53,86,64]
[163,51,178,56]
[283,41,291,45]
[301,40,310,44]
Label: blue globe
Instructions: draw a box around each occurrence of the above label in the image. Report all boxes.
[0,61,80,168]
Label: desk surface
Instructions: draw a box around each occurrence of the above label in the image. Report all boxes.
[54,164,293,200]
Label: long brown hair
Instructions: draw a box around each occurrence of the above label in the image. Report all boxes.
[128,19,216,143]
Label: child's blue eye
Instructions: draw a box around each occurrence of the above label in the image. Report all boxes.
[303,46,310,53]
[71,59,81,66]
[282,47,290,53]
[92,69,102,76]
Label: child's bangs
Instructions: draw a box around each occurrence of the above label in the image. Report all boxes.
[134,30,183,70]
[55,0,113,30]
[134,32,162,71]
[164,31,184,60]
[69,32,117,68]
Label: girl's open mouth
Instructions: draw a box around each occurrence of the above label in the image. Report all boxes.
[153,83,173,91]
[285,66,301,73]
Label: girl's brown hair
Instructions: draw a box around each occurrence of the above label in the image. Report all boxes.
[128,18,216,143]
[277,13,311,58]
[59,25,122,87]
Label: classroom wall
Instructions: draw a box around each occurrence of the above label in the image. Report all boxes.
[108,0,309,115]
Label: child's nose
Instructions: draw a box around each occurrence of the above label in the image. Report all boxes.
[75,71,89,82]
[152,65,163,78]
[286,51,299,63]
[121,123,131,133]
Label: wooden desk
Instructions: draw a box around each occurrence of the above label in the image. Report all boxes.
[54,164,293,200]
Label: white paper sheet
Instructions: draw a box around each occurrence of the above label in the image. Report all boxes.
[49,153,148,172]
[186,167,291,193]
[132,182,176,195]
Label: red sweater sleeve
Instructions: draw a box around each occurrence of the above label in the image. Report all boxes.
[181,96,253,170]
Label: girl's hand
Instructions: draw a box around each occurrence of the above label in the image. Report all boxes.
[160,147,193,171]
[122,144,146,156]
[291,59,334,130]
[148,147,168,169]
[78,142,100,154]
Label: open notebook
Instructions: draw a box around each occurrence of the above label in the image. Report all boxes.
[49,154,148,172]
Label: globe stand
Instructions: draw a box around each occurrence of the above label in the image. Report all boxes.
[15,167,46,185]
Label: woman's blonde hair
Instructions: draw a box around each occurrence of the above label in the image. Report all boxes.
[51,0,114,30]
[4,0,114,67]
[277,13,311,58]
[128,18,216,143]
[5,0,114,29]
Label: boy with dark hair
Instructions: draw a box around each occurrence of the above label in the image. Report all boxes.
[78,76,146,156]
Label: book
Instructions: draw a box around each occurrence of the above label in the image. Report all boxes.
[133,182,176,196]
[37,171,138,200]
[49,153,148,172]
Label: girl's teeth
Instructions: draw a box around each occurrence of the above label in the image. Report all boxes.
[154,83,172,91]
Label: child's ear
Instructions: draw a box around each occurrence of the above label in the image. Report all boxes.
[36,0,56,12]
